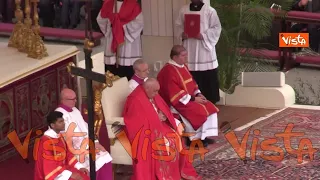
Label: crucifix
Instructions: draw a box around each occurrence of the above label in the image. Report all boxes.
[66,0,105,179]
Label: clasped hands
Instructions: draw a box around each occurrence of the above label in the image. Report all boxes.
[195,93,207,104]
[158,111,167,121]
[95,142,107,153]
[182,32,203,40]
[158,111,184,136]
[71,168,89,180]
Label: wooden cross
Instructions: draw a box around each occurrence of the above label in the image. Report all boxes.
[67,0,104,179]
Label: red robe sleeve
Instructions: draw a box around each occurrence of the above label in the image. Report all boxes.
[64,137,79,168]
[157,66,188,106]
[34,137,68,180]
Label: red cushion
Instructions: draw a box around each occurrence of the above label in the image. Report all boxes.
[295,55,320,64]
[287,11,320,21]
[0,23,14,33]
[0,23,104,40]
[40,27,104,40]
[238,48,281,60]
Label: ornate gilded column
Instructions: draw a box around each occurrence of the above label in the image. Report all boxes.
[8,0,24,48]
[28,0,48,59]
[17,0,32,53]
[19,0,35,53]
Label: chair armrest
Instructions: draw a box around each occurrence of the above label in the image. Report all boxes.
[105,117,125,125]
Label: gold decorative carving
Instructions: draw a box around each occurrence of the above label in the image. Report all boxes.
[28,0,48,59]
[84,39,94,51]
[105,70,120,87]
[19,0,34,53]
[93,71,120,138]
[93,85,104,137]
[110,138,116,146]
[8,0,24,48]
[66,62,76,77]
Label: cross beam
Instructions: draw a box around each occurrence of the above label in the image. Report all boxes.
[69,65,106,84]
[66,0,102,179]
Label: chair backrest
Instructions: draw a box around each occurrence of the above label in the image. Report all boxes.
[77,52,105,74]
[101,77,130,138]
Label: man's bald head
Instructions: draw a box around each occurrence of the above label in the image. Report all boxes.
[143,78,160,99]
[60,88,77,108]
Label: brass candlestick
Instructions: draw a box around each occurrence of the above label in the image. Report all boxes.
[17,0,32,52]
[8,0,24,48]
[20,0,34,53]
[28,0,48,59]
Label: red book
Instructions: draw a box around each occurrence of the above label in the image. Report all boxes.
[184,14,200,38]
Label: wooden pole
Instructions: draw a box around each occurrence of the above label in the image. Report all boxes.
[84,0,96,179]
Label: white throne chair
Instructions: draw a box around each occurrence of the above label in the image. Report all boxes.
[100,77,133,173]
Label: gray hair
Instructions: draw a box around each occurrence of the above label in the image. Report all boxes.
[133,59,147,70]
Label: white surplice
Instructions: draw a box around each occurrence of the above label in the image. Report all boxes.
[97,1,144,66]
[175,3,222,71]
[128,76,148,93]
[167,60,219,141]
[55,107,112,171]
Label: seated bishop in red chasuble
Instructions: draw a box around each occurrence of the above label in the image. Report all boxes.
[157,45,219,146]
[123,78,201,180]
[34,111,89,180]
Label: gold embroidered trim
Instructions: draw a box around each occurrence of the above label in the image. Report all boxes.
[184,78,192,84]
[68,156,77,166]
[170,65,188,93]
[170,90,185,103]
[45,166,62,179]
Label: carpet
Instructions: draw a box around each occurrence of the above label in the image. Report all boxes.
[194,108,320,179]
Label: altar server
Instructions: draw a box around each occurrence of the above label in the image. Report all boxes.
[34,111,89,180]
[175,0,222,104]
[97,0,144,80]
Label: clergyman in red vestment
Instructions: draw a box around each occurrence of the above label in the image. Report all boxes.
[157,45,219,146]
[123,78,201,180]
[34,111,89,180]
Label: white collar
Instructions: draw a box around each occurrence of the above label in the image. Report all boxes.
[168,60,184,68]
[44,128,60,138]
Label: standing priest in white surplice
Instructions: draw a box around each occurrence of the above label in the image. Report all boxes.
[175,0,222,104]
[97,0,144,80]
[55,88,113,180]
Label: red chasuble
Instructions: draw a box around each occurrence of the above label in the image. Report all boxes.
[157,63,219,130]
[100,0,141,53]
[34,135,89,180]
[123,85,201,180]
